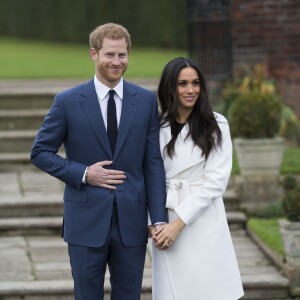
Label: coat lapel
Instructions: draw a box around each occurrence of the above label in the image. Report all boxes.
[114,81,138,160]
[160,124,205,179]
[80,79,112,158]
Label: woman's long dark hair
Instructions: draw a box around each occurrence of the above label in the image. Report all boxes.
[158,57,222,159]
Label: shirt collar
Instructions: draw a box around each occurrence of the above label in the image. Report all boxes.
[94,75,123,100]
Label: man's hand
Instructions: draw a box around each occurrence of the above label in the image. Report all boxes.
[86,161,126,189]
[148,224,165,239]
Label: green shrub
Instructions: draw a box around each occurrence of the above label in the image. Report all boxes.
[281,175,300,222]
[217,64,299,142]
[254,200,284,219]
[229,90,282,138]
[280,106,300,145]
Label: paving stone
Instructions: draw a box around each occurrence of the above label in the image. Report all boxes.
[30,248,69,264]
[0,173,21,196]
[0,237,32,281]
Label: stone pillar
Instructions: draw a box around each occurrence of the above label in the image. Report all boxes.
[279,219,300,298]
[234,175,282,214]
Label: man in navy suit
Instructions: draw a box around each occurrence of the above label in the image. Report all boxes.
[31,23,168,300]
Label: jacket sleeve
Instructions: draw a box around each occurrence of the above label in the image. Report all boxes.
[175,119,232,225]
[143,95,168,224]
[31,95,87,190]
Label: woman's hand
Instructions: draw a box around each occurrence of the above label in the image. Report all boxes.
[154,218,185,250]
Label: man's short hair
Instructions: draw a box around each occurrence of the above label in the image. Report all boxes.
[89,23,131,52]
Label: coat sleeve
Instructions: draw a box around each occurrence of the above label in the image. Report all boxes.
[31,95,87,190]
[143,95,168,224]
[175,119,232,225]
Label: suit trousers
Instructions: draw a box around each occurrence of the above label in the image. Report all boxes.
[68,203,147,300]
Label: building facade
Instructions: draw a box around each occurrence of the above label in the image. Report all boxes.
[188,0,300,115]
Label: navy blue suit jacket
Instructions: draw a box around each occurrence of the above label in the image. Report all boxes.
[31,79,167,247]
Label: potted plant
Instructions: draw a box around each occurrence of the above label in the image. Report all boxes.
[279,175,300,300]
[226,64,285,175]
[279,175,300,265]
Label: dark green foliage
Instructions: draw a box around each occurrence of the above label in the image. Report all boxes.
[281,175,298,191]
[215,81,240,118]
[216,64,299,141]
[281,175,300,222]
[254,200,284,219]
[280,105,300,145]
[0,0,187,48]
[229,90,282,138]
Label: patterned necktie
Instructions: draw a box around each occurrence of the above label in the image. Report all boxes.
[107,90,118,154]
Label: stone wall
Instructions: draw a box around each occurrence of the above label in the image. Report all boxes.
[231,0,300,116]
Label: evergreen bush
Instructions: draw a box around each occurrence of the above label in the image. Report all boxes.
[229,90,282,138]
[281,175,300,222]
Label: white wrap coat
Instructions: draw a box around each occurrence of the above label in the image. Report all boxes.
[152,113,244,300]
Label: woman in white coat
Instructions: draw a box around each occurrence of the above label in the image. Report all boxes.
[150,57,244,300]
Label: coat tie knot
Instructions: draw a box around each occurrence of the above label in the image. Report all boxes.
[166,177,205,209]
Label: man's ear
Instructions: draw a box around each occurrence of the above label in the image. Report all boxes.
[90,48,98,61]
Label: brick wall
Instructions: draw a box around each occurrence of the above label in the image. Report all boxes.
[231,0,300,116]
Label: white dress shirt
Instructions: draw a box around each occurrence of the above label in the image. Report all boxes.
[94,75,123,128]
[82,76,123,183]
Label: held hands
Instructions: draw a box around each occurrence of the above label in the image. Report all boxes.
[149,218,186,250]
[86,160,126,190]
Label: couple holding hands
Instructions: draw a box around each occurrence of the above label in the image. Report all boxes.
[31,23,244,300]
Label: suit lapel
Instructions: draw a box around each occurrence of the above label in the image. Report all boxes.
[114,81,138,160]
[80,79,112,158]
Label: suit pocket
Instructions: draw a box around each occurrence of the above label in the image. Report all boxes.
[64,186,88,203]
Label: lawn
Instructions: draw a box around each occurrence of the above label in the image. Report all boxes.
[248,218,284,256]
[0,36,186,79]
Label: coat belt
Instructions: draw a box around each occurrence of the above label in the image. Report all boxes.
[166,176,205,209]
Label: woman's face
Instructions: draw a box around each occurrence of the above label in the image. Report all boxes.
[177,67,200,112]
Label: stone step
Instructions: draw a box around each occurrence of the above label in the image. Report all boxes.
[0,110,47,130]
[0,211,247,236]
[241,275,291,299]
[0,93,55,110]
[0,279,291,300]
[227,211,247,230]
[0,217,63,236]
[0,196,63,218]
[0,231,291,300]
[0,152,64,168]
[0,187,241,216]
[0,130,36,153]
[0,153,32,168]
[0,273,152,300]
[0,79,157,111]
[0,276,152,300]
[0,131,64,161]
[224,188,241,211]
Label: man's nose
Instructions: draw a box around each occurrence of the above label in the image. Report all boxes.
[112,56,121,64]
